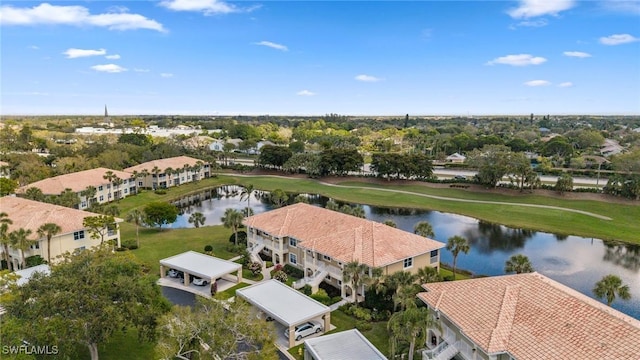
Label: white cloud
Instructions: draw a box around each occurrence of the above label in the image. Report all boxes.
[558,82,574,87]
[91,64,127,73]
[160,73,174,78]
[159,0,258,15]
[512,19,549,28]
[563,51,591,58]
[29,45,39,50]
[296,90,315,96]
[0,3,165,32]
[63,48,106,58]
[355,74,382,82]
[524,80,551,86]
[508,0,576,18]
[486,54,547,66]
[105,54,121,59]
[599,0,640,15]
[254,41,288,51]
[599,33,639,45]
[134,68,150,72]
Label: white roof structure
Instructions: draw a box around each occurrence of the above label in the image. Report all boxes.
[236,279,330,326]
[15,264,51,286]
[159,251,241,280]
[304,329,387,360]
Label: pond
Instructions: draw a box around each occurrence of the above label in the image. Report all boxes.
[169,186,640,320]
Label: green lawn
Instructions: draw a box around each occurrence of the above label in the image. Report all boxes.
[99,329,155,360]
[214,282,252,300]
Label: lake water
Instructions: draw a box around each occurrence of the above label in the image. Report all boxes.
[170,186,640,319]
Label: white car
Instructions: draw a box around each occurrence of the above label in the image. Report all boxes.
[284,321,323,341]
[192,277,209,286]
[167,269,183,278]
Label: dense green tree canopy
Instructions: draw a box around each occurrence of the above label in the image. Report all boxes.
[144,202,179,230]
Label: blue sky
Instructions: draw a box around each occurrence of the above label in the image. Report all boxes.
[1,0,639,116]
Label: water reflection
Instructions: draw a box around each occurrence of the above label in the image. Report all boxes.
[169,186,639,319]
[462,221,536,254]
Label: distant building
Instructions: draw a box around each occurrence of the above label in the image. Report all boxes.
[0,161,10,179]
[1,197,122,268]
[600,139,624,157]
[418,273,640,360]
[446,153,466,164]
[16,168,135,209]
[124,156,210,189]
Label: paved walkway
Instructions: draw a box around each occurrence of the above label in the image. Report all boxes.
[227,174,613,221]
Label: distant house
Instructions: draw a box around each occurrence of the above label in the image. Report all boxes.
[244,203,444,301]
[1,197,122,268]
[446,153,466,164]
[183,135,215,150]
[208,138,242,152]
[600,139,624,157]
[124,156,210,190]
[16,168,135,210]
[418,273,640,360]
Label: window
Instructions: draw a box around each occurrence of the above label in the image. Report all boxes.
[123,188,128,194]
[75,246,86,252]
[30,242,40,249]
[106,184,111,189]
[99,195,104,201]
[138,181,143,187]
[108,193,112,199]
[73,231,85,240]
[81,201,87,208]
[325,275,331,280]
[403,257,413,269]
[289,238,297,247]
[289,253,297,264]
[430,250,438,257]
[98,185,103,191]
[337,280,342,286]
[323,255,331,261]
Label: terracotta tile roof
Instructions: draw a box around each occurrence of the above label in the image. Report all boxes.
[243,203,444,267]
[124,156,206,173]
[0,196,122,239]
[16,168,132,194]
[0,161,8,167]
[418,273,640,359]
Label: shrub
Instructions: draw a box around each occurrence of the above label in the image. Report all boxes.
[265,261,274,268]
[115,247,127,252]
[25,255,46,267]
[154,189,167,195]
[274,264,284,272]
[283,264,304,279]
[248,261,262,275]
[351,306,372,321]
[204,245,213,252]
[228,230,247,246]
[273,270,288,283]
[355,320,372,332]
[310,289,331,305]
[363,289,394,314]
[300,285,312,296]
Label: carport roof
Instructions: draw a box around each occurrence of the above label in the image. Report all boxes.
[160,251,241,280]
[236,279,330,327]
[304,329,388,360]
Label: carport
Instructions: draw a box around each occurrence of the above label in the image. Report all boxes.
[159,251,242,289]
[236,279,331,348]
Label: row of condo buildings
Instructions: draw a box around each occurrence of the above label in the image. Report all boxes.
[12,156,211,210]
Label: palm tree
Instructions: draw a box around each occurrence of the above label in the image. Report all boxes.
[0,212,13,270]
[125,209,145,248]
[351,206,366,218]
[505,254,534,274]
[416,266,441,284]
[446,235,470,280]
[80,186,97,207]
[37,223,61,263]
[593,274,631,306]
[221,208,244,246]
[342,261,370,305]
[388,306,438,360]
[188,212,206,228]
[383,219,397,228]
[151,166,161,189]
[414,221,435,238]
[240,184,255,211]
[325,200,340,211]
[164,167,174,186]
[24,187,44,201]
[386,271,418,311]
[9,228,34,269]
[243,207,254,217]
[103,171,116,200]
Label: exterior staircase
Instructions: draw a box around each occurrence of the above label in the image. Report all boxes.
[249,243,265,264]
[422,340,460,360]
[293,264,328,290]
